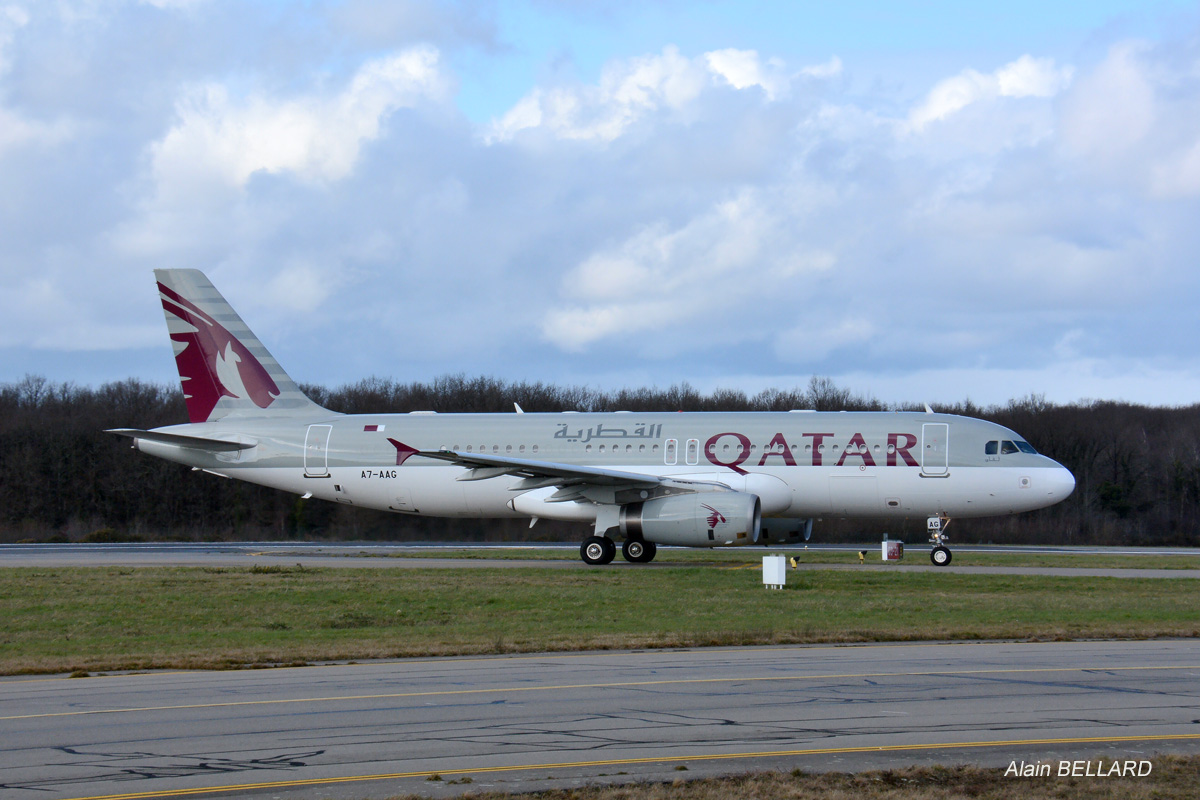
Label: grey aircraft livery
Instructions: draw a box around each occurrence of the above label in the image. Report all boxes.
[110,270,1076,565]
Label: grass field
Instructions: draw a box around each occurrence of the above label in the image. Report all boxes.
[387,756,1200,800]
[3,564,1198,675]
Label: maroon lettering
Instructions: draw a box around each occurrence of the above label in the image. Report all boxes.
[888,433,919,467]
[757,432,797,467]
[836,432,876,467]
[704,432,751,474]
[803,432,834,466]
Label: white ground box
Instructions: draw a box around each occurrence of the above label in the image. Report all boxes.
[882,541,904,561]
[763,555,786,589]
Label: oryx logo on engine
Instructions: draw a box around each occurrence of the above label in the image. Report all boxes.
[702,503,726,529]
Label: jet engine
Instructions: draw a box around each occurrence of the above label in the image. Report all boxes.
[620,492,761,547]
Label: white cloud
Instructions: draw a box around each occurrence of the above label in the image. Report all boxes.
[266,263,331,313]
[541,189,835,351]
[150,46,448,191]
[486,45,706,143]
[799,56,843,80]
[0,6,74,154]
[486,46,796,143]
[1057,40,1200,199]
[1152,139,1200,197]
[6,4,1200,409]
[705,48,789,100]
[138,0,207,8]
[908,54,1073,131]
[1058,42,1153,162]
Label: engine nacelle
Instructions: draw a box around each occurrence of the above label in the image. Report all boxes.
[620,492,761,547]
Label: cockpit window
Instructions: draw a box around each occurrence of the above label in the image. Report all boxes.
[987,439,1039,455]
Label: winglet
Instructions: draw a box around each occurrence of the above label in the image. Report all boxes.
[387,438,421,466]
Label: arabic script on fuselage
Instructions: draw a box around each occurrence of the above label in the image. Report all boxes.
[553,423,664,443]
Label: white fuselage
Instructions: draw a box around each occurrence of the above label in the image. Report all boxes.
[137,410,1076,528]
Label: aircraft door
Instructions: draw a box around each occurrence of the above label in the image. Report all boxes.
[304,424,332,477]
[921,422,949,476]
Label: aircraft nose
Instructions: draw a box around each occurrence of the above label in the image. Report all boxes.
[1049,462,1076,502]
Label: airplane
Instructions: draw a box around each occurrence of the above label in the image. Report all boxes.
[109,269,1076,566]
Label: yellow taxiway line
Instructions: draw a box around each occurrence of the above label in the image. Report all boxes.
[60,732,1200,800]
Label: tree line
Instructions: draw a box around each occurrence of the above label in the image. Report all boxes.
[1,374,1197,547]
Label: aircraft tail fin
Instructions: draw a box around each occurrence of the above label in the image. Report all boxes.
[154,269,328,423]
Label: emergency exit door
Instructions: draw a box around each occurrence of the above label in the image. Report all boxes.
[304,424,332,477]
[921,422,948,476]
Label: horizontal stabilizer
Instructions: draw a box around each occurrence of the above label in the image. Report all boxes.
[106,428,256,452]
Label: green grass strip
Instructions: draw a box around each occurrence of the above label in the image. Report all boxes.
[2,566,1198,675]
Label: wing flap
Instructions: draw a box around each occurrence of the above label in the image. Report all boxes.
[414,448,664,488]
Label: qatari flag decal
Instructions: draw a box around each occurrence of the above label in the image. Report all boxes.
[364,424,385,432]
[387,438,420,466]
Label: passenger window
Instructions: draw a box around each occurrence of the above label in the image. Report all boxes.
[985,441,998,455]
[1001,441,1019,455]
[532,445,538,453]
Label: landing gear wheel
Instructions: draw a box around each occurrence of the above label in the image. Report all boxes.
[622,539,657,563]
[581,536,616,565]
[931,546,952,567]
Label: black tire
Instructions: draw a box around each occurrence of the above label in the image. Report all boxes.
[931,546,952,566]
[581,536,616,565]
[622,539,657,563]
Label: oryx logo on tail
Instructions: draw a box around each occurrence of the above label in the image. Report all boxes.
[158,282,280,423]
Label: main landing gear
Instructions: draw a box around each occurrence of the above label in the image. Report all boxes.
[622,538,657,563]
[928,515,952,566]
[580,536,616,565]
[579,536,658,565]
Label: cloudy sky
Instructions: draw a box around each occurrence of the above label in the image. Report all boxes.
[2,0,1200,407]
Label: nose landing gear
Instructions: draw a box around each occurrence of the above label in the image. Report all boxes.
[928,515,952,566]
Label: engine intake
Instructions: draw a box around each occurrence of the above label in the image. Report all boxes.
[620,492,761,547]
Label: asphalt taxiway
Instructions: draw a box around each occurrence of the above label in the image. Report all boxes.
[2,640,1199,800]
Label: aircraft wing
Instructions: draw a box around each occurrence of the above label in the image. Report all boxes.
[413,448,665,489]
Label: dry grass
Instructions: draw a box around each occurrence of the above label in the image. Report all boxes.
[383,755,1200,800]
